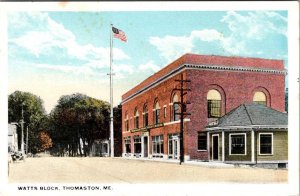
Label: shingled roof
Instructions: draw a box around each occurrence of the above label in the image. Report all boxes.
[209,103,288,128]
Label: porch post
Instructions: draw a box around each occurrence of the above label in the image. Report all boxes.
[251,129,255,162]
[222,130,225,162]
[141,135,144,158]
[207,132,210,161]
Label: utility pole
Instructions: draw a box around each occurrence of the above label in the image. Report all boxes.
[174,73,191,165]
[20,103,25,155]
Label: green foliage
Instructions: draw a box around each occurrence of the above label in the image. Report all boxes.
[49,93,110,156]
[8,91,47,153]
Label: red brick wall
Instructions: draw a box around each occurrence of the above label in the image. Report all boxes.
[186,69,285,160]
[122,54,284,100]
[121,54,285,160]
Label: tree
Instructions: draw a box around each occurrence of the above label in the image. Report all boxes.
[49,93,110,157]
[8,91,47,153]
[38,131,53,151]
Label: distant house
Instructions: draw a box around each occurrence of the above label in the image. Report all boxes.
[91,139,109,157]
[205,103,288,168]
[8,124,18,152]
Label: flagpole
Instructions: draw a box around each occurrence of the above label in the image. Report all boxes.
[110,24,114,157]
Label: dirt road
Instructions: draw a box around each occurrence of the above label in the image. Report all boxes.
[9,157,287,183]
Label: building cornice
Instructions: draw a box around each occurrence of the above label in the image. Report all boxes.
[121,63,287,105]
[205,125,288,131]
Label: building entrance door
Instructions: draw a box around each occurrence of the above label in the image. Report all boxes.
[212,135,219,161]
[143,136,148,158]
[168,135,179,159]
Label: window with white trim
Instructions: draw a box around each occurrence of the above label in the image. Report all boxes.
[134,108,139,129]
[134,136,141,154]
[125,112,129,131]
[230,133,246,155]
[152,135,164,158]
[172,94,180,121]
[259,133,273,155]
[153,101,160,124]
[198,132,207,150]
[143,104,148,127]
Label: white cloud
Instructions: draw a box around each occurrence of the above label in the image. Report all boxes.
[138,61,161,72]
[149,35,193,62]
[191,29,223,42]
[35,63,98,77]
[150,11,287,60]
[9,12,130,74]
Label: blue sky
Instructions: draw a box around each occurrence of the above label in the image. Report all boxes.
[8,11,288,113]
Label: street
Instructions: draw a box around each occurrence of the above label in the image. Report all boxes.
[9,156,287,183]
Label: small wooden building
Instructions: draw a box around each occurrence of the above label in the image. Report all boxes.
[205,103,288,168]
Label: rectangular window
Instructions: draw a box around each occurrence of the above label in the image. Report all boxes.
[134,116,139,129]
[154,109,160,124]
[143,113,148,127]
[125,120,129,131]
[134,136,141,154]
[124,137,131,153]
[152,135,164,157]
[230,133,246,155]
[207,100,221,118]
[164,107,167,118]
[198,132,207,150]
[173,104,180,121]
[259,133,273,155]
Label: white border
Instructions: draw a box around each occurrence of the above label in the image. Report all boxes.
[258,133,273,155]
[229,133,247,156]
[0,2,298,196]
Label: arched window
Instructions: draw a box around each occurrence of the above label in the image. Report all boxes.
[172,94,179,121]
[134,108,139,129]
[207,89,222,118]
[253,91,267,106]
[153,100,160,124]
[143,104,148,127]
[125,112,129,131]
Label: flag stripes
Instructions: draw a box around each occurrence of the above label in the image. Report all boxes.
[112,27,127,42]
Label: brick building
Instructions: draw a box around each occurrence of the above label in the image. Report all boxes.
[121,53,286,161]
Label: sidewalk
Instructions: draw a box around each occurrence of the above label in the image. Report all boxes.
[118,157,235,168]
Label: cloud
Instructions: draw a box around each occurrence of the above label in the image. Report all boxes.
[191,29,223,42]
[150,11,287,60]
[138,61,161,72]
[35,63,98,77]
[149,35,193,62]
[9,12,130,74]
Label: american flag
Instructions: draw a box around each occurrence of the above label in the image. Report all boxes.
[112,27,127,42]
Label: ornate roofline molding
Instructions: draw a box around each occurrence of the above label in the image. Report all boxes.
[205,125,288,131]
[121,64,286,105]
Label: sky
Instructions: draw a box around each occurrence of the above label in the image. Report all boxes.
[7,11,288,113]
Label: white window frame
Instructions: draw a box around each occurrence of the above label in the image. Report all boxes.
[258,133,273,155]
[229,133,247,155]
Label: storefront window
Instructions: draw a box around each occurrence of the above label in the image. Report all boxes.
[134,136,142,154]
[152,135,164,157]
[124,137,131,153]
